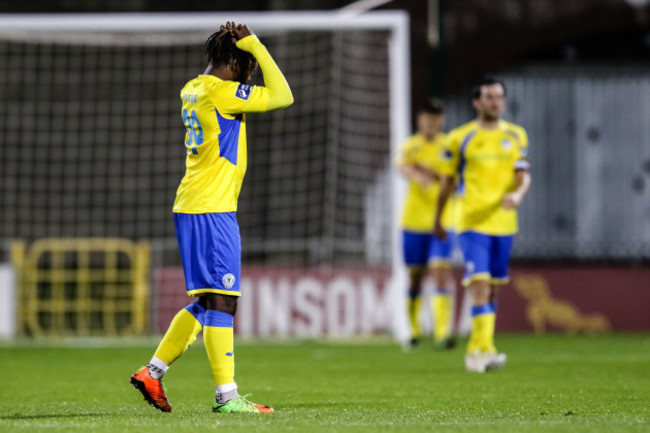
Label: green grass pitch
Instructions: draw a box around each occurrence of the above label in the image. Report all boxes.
[0,334,648,432]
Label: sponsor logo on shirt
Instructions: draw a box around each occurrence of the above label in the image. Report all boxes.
[235,84,252,101]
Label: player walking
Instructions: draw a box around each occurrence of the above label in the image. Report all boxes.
[131,22,293,412]
[397,101,458,349]
[433,77,531,372]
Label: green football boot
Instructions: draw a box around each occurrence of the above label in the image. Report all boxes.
[213,394,274,413]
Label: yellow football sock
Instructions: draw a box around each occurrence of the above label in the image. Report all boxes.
[432,292,453,342]
[204,310,235,386]
[407,296,422,339]
[482,312,497,354]
[467,314,483,354]
[467,304,495,354]
[153,305,204,366]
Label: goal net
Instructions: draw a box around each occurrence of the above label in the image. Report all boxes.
[0,12,411,338]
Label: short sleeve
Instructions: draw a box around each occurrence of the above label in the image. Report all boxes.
[439,132,461,177]
[210,80,271,114]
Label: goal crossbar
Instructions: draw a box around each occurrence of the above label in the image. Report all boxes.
[0,11,406,33]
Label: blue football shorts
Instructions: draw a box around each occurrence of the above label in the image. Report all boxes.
[402,230,455,268]
[457,231,514,286]
[174,212,241,297]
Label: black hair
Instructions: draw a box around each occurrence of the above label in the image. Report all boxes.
[418,99,444,115]
[472,76,507,99]
[202,26,255,71]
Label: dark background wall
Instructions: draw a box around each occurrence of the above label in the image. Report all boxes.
[2,0,650,119]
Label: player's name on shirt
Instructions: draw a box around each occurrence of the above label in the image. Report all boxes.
[182,93,198,103]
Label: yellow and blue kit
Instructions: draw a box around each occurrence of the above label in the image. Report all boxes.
[143,34,293,400]
[440,119,530,286]
[172,35,293,297]
[398,132,456,268]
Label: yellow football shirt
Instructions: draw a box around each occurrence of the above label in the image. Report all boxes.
[398,133,456,233]
[440,120,530,236]
[173,35,292,214]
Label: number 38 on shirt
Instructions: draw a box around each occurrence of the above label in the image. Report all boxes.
[182,109,204,154]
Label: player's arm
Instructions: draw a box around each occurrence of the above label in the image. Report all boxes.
[502,129,531,209]
[398,162,438,187]
[502,169,531,210]
[433,175,454,239]
[433,137,460,239]
[396,139,440,187]
[233,25,293,111]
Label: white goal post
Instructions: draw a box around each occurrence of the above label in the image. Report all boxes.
[0,11,411,339]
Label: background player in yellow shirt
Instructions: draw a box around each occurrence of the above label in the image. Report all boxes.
[131,22,293,413]
[434,77,531,372]
[397,101,457,349]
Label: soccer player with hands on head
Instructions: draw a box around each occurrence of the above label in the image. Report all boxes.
[131,21,293,413]
[434,77,531,373]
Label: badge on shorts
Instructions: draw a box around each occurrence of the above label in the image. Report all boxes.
[466,261,475,274]
[235,84,252,101]
[222,273,236,289]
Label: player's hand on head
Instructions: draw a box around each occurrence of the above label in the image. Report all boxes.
[236,24,254,40]
[225,22,254,44]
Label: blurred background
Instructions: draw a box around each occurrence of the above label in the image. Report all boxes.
[1,0,649,341]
